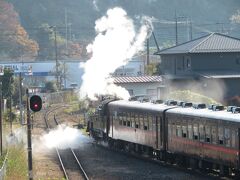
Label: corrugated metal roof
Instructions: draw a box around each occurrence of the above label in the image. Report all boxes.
[113,76,162,83]
[156,33,240,55]
[195,71,240,79]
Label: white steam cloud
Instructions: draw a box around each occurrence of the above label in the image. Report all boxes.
[80,7,152,100]
[39,124,88,149]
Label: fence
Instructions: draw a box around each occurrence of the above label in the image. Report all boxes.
[0,151,8,180]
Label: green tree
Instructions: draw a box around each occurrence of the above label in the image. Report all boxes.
[0,68,14,99]
[44,81,57,92]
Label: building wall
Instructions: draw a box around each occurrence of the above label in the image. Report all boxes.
[116,82,164,100]
[0,61,85,88]
[161,52,240,76]
[191,53,240,71]
[0,59,144,88]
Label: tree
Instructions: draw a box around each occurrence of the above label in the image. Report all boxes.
[145,62,159,75]
[0,68,14,99]
[35,23,82,60]
[44,81,57,93]
[230,10,240,23]
[0,1,39,60]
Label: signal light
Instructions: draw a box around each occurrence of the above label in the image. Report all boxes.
[30,95,42,112]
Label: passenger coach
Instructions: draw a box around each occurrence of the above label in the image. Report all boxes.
[88,98,240,176]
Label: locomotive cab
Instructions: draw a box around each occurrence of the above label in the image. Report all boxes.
[88,98,118,141]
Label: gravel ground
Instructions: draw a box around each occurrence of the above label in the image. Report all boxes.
[74,136,212,180]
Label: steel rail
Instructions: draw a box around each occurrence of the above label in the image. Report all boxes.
[56,148,69,180]
[71,149,90,180]
[47,108,89,180]
[43,106,69,180]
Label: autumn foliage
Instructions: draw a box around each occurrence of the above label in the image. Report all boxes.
[0,1,39,60]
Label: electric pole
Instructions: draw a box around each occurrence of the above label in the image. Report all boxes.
[50,26,59,90]
[175,11,178,45]
[26,89,33,180]
[0,82,2,156]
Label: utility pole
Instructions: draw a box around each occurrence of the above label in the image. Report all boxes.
[175,11,178,45]
[152,31,160,52]
[189,19,193,40]
[0,82,2,156]
[146,38,149,66]
[50,26,59,90]
[26,89,33,180]
[65,9,68,52]
[63,62,66,89]
[19,68,23,125]
[9,94,12,135]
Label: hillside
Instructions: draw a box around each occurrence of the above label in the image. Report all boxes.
[8,0,240,49]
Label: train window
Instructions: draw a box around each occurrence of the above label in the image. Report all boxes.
[135,114,139,128]
[225,128,230,147]
[144,115,148,130]
[148,115,153,130]
[218,127,224,145]
[131,113,135,128]
[205,126,211,143]
[211,126,217,144]
[188,124,193,139]
[118,114,121,125]
[182,125,187,138]
[176,125,182,137]
[172,124,176,136]
[127,113,131,127]
[199,124,205,142]
[193,124,199,140]
[231,130,236,148]
[168,124,172,136]
[139,114,144,129]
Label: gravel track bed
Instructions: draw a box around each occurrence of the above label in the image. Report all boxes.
[74,136,212,180]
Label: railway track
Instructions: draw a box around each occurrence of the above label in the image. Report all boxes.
[44,106,89,180]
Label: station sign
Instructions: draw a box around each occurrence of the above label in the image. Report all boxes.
[0,64,32,75]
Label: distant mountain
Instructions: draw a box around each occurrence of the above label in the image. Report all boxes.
[9,0,240,46]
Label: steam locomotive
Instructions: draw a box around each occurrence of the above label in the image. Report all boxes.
[88,98,240,177]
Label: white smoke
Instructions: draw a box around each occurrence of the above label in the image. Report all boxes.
[38,124,88,149]
[80,7,152,100]
[92,0,99,11]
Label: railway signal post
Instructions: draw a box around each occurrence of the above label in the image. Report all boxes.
[26,89,42,180]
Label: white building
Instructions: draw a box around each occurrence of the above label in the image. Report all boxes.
[113,76,164,100]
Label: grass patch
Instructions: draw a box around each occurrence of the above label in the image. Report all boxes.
[6,145,28,180]
[64,103,80,114]
[0,150,7,168]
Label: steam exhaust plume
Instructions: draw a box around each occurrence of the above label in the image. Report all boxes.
[33,124,89,151]
[80,7,152,100]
